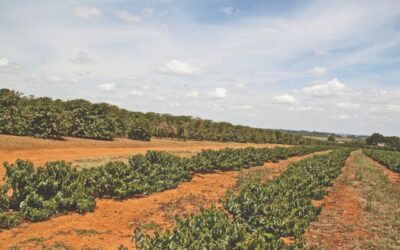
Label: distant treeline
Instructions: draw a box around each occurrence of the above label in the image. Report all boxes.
[0,88,325,145]
[366,133,400,151]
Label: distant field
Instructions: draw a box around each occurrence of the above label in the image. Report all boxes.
[0,135,286,174]
[303,135,354,142]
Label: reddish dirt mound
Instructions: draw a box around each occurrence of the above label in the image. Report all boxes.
[305,152,373,249]
[0,152,323,250]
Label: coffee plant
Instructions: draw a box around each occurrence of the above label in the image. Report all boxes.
[0,145,327,229]
[363,149,400,173]
[135,149,351,249]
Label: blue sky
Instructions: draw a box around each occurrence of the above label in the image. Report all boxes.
[1,0,400,136]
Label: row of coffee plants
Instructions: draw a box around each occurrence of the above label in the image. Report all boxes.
[0,146,327,229]
[363,149,400,173]
[134,149,351,249]
[0,88,326,145]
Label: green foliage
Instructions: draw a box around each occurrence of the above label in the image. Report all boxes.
[366,133,400,151]
[363,149,400,173]
[327,135,336,142]
[128,117,152,141]
[0,145,326,229]
[135,149,351,249]
[3,160,95,223]
[0,212,21,229]
[0,88,326,145]
[135,206,285,250]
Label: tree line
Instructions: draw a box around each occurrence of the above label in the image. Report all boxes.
[366,133,400,151]
[0,88,326,145]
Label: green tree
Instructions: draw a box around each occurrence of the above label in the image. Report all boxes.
[128,117,152,141]
[327,135,336,142]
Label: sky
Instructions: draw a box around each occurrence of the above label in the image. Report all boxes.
[0,0,400,136]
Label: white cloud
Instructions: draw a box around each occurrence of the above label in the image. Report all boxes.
[332,114,350,120]
[130,90,143,96]
[186,91,199,98]
[309,66,328,76]
[158,60,201,76]
[73,5,101,18]
[337,102,360,110]
[231,104,252,110]
[117,11,141,23]
[46,76,63,83]
[143,8,154,17]
[303,78,346,97]
[221,6,233,15]
[98,82,116,91]
[272,94,297,105]
[288,105,313,111]
[0,57,9,67]
[70,51,92,64]
[208,88,227,99]
[314,49,327,56]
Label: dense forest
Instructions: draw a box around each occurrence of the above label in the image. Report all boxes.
[0,88,324,145]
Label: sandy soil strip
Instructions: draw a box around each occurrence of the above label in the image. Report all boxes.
[0,152,325,250]
[305,151,373,249]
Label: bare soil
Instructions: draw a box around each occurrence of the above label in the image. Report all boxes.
[0,151,324,250]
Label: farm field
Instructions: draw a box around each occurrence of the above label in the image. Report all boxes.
[306,150,400,249]
[0,135,275,178]
[0,150,328,250]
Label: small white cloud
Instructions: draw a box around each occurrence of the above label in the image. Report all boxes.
[314,49,327,56]
[208,88,227,99]
[130,90,143,96]
[309,66,328,76]
[221,6,233,15]
[337,102,360,110]
[234,83,246,89]
[143,8,154,17]
[288,105,313,112]
[46,76,63,83]
[186,91,199,98]
[70,51,92,64]
[303,78,346,97]
[231,104,252,110]
[73,5,101,18]
[98,82,116,91]
[117,11,141,23]
[332,114,350,120]
[158,60,201,76]
[0,57,9,67]
[272,94,297,105]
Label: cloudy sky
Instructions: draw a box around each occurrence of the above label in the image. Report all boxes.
[1,0,400,136]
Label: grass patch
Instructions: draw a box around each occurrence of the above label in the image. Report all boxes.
[352,150,400,249]
[74,229,101,236]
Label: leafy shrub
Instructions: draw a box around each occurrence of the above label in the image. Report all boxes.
[0,145,327,229]
[135,149,351,249]
[363,149,400,173]
[128,117,152,141]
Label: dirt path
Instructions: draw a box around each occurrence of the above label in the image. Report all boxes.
[0,135,281,178]
[0,152,325,250]
[305,151,373,249]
